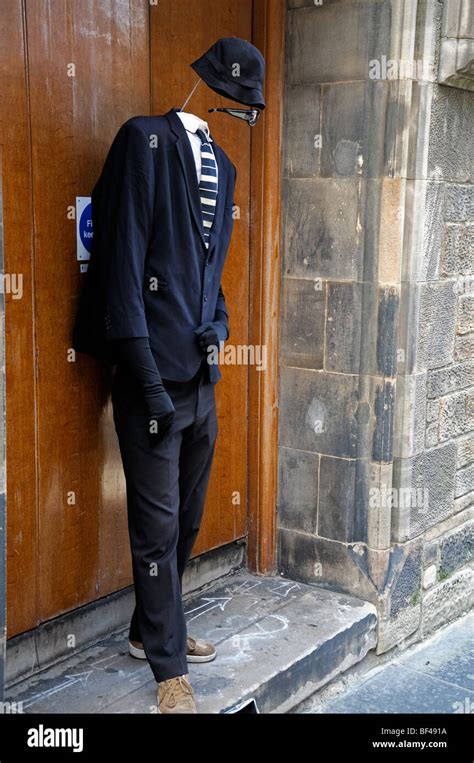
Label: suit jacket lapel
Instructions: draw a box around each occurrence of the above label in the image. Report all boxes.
[166,108,207,248]
[166,108,230,255]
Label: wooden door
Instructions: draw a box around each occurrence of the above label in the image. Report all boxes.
[150,1,251,554]
[3,0,253,637]
[1,0,38,636]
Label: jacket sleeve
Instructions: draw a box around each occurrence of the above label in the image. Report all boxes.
[214,283,229,339]
[113,337,171,415]
[96,120,155,341]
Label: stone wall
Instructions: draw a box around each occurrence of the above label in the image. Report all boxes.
[278,0,473,652]
[393,0,474,643]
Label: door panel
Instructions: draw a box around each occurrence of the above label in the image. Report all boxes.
[5,0,252,636]
[24,0,151,622]
[150,0,251,554]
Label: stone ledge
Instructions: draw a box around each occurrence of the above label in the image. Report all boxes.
[6,572,377,714]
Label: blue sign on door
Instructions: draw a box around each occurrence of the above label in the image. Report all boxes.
[76,197,93,262]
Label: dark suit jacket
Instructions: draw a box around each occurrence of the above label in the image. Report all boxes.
[73,107,237,383]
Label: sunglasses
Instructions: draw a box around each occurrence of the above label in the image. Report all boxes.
[208,107,261,127]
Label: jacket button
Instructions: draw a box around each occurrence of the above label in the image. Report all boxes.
[203,294,208,302]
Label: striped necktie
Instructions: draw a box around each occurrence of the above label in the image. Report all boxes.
[196,128,218,249]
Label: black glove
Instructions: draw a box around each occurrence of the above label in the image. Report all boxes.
[194,320,228,352]
[115,337,175,440]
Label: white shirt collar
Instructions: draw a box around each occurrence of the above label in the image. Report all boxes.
[176,111,213,142]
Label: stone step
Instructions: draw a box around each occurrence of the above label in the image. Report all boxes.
[6,572,377,714]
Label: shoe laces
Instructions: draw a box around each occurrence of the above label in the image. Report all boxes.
[161,675,193,707]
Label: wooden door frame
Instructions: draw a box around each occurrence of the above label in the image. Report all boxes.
[0,146,6,699]
[247,0,285,574]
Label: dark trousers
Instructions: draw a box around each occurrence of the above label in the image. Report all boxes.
[111,360,217,682]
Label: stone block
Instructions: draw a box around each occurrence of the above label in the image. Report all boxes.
[318,455,368,543]
[320,80,389,178]
[456,463,474,498]
[363,179,386,283]
[438,37,474,91]
[420,181,445,280]
[278,367,359,458]
[376,539,423,653]
[354,282,400,377]
[425,503,474,541]
[405,84,435,181]
[372,381,395,463]
[325,281,362,374]
[423,564,437,589]
[400,178,442,282]
[277,446,319,534]
[441,0,474,39]
[439,520,474,576]
[278,527,378,604]
[283,84,321,178]
[428,85,474,183]
[358,283,378,376]
[442,224,474,276]
[457,435,474,469]
[392,442,457,540]
[422,566,474,638]
[438,388,474,440]
[388,542,422,618]
[427,360,474,397]
[457,294,474,334]
[412,283,456,371]
[286,1,390,85]
[423,540,439,567]
[377,605,421,654]
[425,423,439,448]
[378,178,404,282]
[445,183,474,222]
[367,462,393,551]
[413,0,441,84]
[282,178,367,281]
[454,491,474,513]
[426,398,440,423]
[280,277,325,369]
[393,373,427,458]
[376,286,399,377]
[454,332,474,361]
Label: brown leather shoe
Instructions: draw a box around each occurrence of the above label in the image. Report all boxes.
[129,639,146,660]
[158,674,197,714]
[129,635,216,663]
[186,635,216,663]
